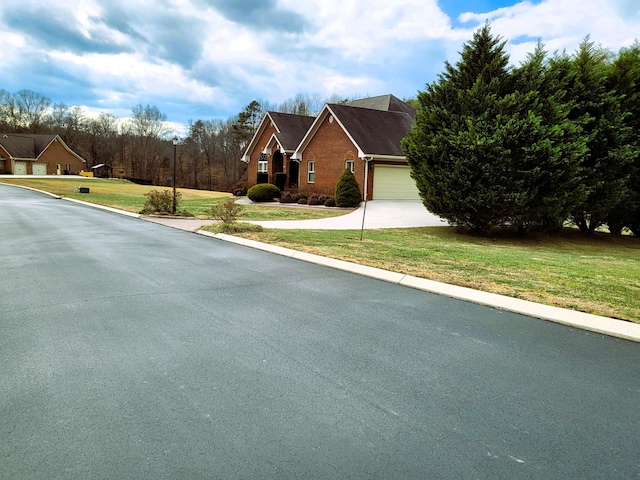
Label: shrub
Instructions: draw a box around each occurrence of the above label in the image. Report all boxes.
[232,181,250,196]
[280,191,295,203]
[334,169,362,207]
[297,198,308,204]
[141,189,181,214]
[208,222,264,234]
[209,198,242,223]
[308,193,324,205]
[247,183,281,202]
[324,197,336,207]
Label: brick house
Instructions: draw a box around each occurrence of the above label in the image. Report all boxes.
[241,95,419,201]
[0,134,86,175]
[241,112,315,190]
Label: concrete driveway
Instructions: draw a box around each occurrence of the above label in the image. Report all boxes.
[249,199,448,229]
[146,200,448,231]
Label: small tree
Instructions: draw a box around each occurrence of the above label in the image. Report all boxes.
[209,198,242,224]
[334,169,362,207]
[141,189,181,215]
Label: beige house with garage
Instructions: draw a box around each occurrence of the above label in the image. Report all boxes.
[0,134,86,175]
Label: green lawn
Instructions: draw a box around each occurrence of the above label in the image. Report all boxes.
[4,177,638,323]
[0,178,348,220]
[231,227,640,323]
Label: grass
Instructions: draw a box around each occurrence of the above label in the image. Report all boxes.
[0,177,348,220]
[234,227,640,323]
[3,177,638,323]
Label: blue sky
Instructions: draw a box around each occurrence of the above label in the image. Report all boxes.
[1,0,639,134]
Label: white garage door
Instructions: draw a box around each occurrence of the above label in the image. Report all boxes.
[373,165,420,200]
[13,161,27,175]
[32,163,47,175]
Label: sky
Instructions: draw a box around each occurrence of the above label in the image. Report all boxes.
[1,0,639,134]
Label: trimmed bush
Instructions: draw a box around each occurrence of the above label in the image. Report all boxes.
[324,197,336,207]
[308,193,324,205]
[280,191,295,203]
[334,169,362,207]
[247,183,281,202]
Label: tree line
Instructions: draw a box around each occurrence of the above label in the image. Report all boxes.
[0,88,348,191]
[403,24,640,236]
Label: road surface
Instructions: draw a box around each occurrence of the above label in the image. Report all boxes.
[1,184,639,479]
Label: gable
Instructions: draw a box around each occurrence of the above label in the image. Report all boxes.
[0,134,57,159]
[347,94,416,117]
[294,103,414,160]
[241,111,314,162]
[329,104,414,157]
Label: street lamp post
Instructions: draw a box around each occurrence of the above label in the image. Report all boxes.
[172,135,178,214]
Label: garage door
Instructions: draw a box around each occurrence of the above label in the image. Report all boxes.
[33,163,47,175]
[13,161,27,175]
[372,165,420,200]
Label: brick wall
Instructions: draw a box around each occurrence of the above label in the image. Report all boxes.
[39,139,85,174]
[299,114,366,199]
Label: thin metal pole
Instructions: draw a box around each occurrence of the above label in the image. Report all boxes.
[360,158,370,241]
[173,142,177,214]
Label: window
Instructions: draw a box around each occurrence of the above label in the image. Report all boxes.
[308,161,315,183]
[345,160,354,173]
[258,152,268,173]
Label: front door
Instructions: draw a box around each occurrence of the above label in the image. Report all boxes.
[288,161,299,189]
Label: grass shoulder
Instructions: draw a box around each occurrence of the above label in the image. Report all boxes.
[234,226,640,323]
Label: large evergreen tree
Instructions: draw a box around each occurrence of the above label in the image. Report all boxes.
[605,42,640,235]
[403,24,585,234]
[560,38,635,234]
[509,43,587,232]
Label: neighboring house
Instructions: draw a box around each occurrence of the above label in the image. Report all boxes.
[241,94,419,200]
[0,134,86,175]
[241,112,315,190]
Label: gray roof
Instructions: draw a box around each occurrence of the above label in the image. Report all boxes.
[267,112,315,152]
[0,134,57,159]
[347,94,416,118]
[328,104,414,157]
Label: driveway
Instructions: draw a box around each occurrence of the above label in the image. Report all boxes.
[2,183,639,479]
[146,199,448,231]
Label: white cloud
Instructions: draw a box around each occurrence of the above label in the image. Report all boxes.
[1,0,639,124]
[460,0,640,63]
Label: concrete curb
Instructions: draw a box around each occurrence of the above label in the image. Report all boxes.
[64,197,141,218]
[201,231,640,343]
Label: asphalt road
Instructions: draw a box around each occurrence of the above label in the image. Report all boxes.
[1,183,639,479]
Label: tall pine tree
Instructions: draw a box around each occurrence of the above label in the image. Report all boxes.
[403,24,585,234]
[605,42,640,235]
[560,38,635,234]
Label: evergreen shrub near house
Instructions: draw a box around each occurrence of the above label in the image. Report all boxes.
[247,183,281,202]
[334,169,362,208]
